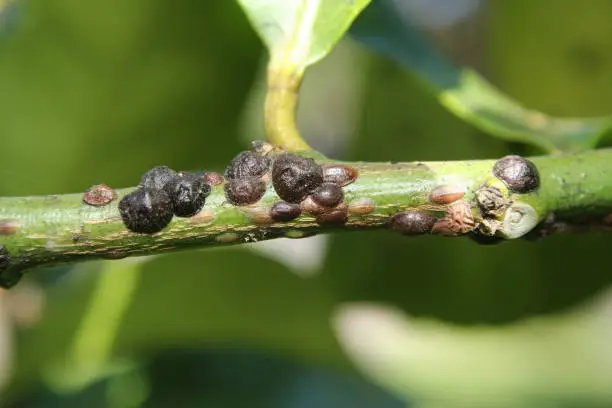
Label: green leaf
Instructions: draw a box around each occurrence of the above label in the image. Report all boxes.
[350,0,612,153]
[333,302,612,407]
[237,0,371,69]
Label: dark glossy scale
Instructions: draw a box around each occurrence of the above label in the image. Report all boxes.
[224,151,272,180]
[224,177,267,205]
[140,165,178,190]
[270,201,301,222]
[492,155,539,194]
[118,187,174,233]
[272,153,323,203]
[311,182,344,207]
[164,172,211,217]
[389,210,436,235]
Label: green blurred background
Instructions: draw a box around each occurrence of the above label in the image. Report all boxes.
[0,0,612,407]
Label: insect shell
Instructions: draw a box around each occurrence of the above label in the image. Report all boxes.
[163,172,211,217]
[224,177,267,205]
[429,185,465,205]
[224,151,271,180]
[270,201,302,222]
[322,164,358,187]
[492,155,540,194]
[83,184,116,207]
[389,210,436,235]
[311,182,344,208]
[431,200,475,236]
[272,153,324,203]
[118,187,174,234]
[140,165,178,190]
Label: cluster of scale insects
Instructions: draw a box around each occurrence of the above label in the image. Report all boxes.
[109,140,541,244]
[115,142,360,234]
[390,155,540,243]
[0,148,542,286]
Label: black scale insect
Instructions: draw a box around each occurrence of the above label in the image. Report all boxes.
[224,150,271,205]
[119,165,212,233]
[271,153,323,203]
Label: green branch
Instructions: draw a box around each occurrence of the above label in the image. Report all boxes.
[1,148,612,288]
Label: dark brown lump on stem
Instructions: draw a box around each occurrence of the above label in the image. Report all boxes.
[389,210,436,235]
[224,177,267,205]
[118,188,174,233]
[270,201,302,222]
[312,182,344,208]
[322,164,358,187]
[492,155,540,194]
[83,184,116,207]
[163,172,211,217]
[225,151,272,180]
[140,165,178,190]
[272,153,323,203]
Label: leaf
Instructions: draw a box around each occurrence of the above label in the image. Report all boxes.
[333,301,612,406]
[350,0,612,154]
[237,0,372,69]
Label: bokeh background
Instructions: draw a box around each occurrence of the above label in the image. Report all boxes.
[1,0,612,407]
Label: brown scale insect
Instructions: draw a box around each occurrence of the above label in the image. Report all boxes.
[83,184,116,207]
[389,210,436,235]
[348,197,375,215]
[242,205,273,225]
[270,201,302,222]
[429,185,465,205]
[311,182,344,208]
[431,200,476,236]
[322,164,358,187]
[224,177,267,206]
[492,155,540,194]
[0,220,20,235]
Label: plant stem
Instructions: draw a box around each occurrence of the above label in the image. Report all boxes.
[1,148,612,287]
[264,61,311,152]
